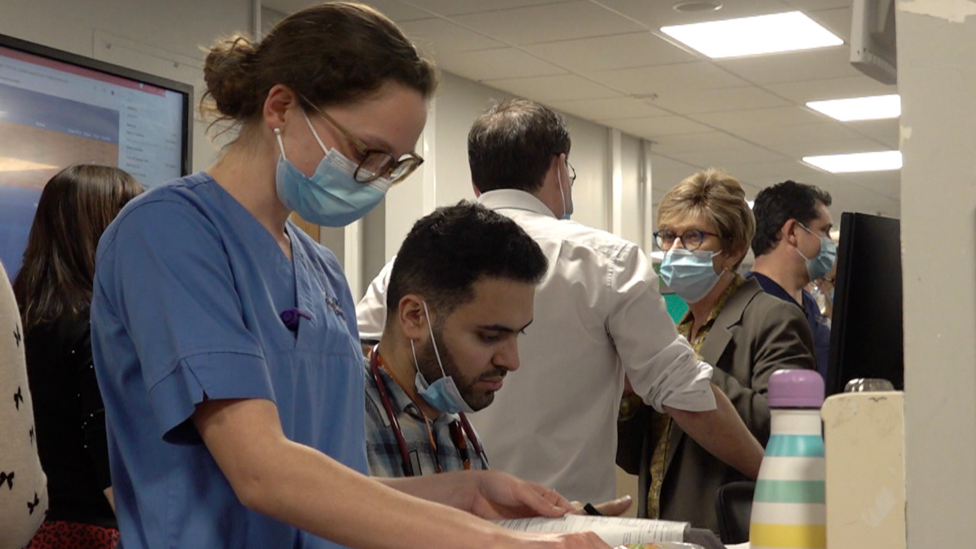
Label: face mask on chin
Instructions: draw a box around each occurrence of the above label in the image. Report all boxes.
[411,301,474,415]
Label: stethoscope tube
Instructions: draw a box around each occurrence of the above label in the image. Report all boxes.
[369,348,488,476]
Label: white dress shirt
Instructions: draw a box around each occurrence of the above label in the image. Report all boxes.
[356,189,715,502]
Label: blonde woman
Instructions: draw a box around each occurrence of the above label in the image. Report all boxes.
[618,168,816,530]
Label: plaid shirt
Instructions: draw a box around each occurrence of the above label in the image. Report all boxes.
[364,360,487,477]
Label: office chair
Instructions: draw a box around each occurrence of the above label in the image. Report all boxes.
[714,480,756,544]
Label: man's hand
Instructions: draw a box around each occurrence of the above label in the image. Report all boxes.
[457,471,577,520]
[570,496,633,517]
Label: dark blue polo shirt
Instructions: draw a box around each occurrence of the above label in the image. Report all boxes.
[748,272,831,378]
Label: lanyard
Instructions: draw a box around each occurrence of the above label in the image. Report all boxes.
[369,348,489,476]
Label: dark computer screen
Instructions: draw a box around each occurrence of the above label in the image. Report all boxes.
[0,33,193,279]
[826,212,904,396]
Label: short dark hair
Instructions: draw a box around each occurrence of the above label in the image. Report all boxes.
[468,98,571,193]
[201,2,437,127]
[386,201,547,320]
[14,165,143,332]
[751,180,833,257]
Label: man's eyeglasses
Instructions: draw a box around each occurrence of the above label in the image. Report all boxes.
[307,102,423,185]
[566,159,576,186]
[653,229,722,251]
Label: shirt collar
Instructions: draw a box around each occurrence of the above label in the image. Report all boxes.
[748,272,798,307]
[375,357,460,425]
[477,189,556,218]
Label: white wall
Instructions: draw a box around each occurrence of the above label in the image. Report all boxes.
[898,2,976,546]
[0,0,254,175]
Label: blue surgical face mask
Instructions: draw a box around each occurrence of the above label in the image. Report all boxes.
[795,222,837,282]
[274,112,390,227]
[659,248,724,303]
[412,301,474,414]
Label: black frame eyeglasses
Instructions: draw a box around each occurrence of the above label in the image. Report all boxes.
[566,159,576,186]
[307,102,423,185]
[653,229,722,251]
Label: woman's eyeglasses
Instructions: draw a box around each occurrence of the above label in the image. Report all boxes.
[653,229,722,251]
[307,103,423,185]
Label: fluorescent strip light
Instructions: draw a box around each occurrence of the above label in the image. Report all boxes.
[807,94,901,121]
[803,151,902,173]
[661,11,843,59]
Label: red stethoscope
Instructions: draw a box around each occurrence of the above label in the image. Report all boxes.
[369,348,489,477]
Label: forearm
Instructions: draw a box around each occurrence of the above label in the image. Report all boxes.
[244,439,508,549]
[666,383,763,479]
[378,472,477,509]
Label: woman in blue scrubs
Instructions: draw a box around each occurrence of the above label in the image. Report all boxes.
[90,3,609,549]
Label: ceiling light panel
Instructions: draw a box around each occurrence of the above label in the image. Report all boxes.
[803,151,902,173]
[806,94,901,121]
[661,11,844,59]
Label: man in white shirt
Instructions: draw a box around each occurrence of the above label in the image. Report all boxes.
[357,98,763,504]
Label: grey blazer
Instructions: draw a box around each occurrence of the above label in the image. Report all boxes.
[617,277,816,531]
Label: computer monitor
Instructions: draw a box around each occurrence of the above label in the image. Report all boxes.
[826,212,904,396]
[0,33,193,279]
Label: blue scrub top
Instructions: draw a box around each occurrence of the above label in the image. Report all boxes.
[91,173,366,549]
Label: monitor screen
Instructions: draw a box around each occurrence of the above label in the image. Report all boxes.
[0,33,193,279]
[826,212,904,396]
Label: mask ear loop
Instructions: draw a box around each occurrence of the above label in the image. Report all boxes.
[273,127,288,160]
[421,301,448,378]
[301,110,330,154]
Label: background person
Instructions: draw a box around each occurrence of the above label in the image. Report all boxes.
[0,259,47,549]
[616,168,815,529]
[14,165,142,548]
[749,180,835,377]
[90,4,610,549]
[366,201,547,477]
[357,99,765,504]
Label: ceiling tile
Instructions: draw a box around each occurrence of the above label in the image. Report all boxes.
[652,85,792,115]
[547,97,669,120]
[813,180,901,218]
[589,62,749,96]
[403,0,576,16]
[806,7,854,43]
[483,74,622,102]
[398,18,505,53]
[453,1,643,45]
[837,170,901,201]
[435,49,566,81]
[716,46,861,85]
[602,115,713,139]
[267,0,432,21]
[650,131,757,153]
[780,0,854,11]
[592,0,794,29]
[845,118,900,148]
[523,31,698,72]
[663,146,789,168]
[691,106,828,132]
[764,75,896,104]
[772,137,892,158]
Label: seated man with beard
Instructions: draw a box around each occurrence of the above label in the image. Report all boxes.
[364,201,548,478]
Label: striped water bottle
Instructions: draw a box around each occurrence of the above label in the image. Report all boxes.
[750,369,825,549]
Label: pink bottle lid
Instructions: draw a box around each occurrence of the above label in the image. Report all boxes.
[768,369,824,409]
